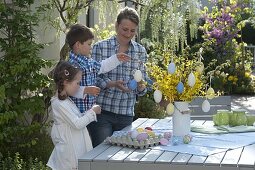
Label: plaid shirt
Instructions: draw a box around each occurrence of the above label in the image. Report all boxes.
[68,51,101,113]
[92,36,148,116]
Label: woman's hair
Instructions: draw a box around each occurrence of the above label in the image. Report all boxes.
[66,23,94,49]
[53,61,81,100]
[117,7,139,25]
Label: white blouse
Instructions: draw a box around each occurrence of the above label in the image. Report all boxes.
[47,96,97,170]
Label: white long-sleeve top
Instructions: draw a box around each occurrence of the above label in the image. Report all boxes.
[47,96,96,170]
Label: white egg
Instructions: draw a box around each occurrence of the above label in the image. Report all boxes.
[168,62,176,74]
[166,103,175,115]
[153,90,162,103]
[134,70,143,82]
[196,63,204,74]
[202,99,210,112]
[188,72,196,87]
[131,130,139,139]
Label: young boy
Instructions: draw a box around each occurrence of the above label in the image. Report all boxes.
[66,23,130,114]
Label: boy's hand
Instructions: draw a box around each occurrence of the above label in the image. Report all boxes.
[137,81,146,92]
[116,53,131,62]
[91,105,101,114]
[84,86,100,96]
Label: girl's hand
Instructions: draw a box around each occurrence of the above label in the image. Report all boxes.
[116,53,131,62]
[91,105,101,114]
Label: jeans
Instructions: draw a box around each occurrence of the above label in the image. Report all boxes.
[87,110,133,148]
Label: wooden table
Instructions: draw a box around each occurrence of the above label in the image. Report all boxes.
[78,118,255,170]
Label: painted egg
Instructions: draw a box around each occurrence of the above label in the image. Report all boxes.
[196,63,204,74]
[187,72,196,87]
[172,136,180,145]
[159,138,169,145]
[183,135,191,144]
[136,127,144,133]
[146,130,155,137]
[128,79,137,90]
[127,131,132,137]
[153,89,162,103]
[207,87,215,99]
[166,103,175,115]
[133,70,143,82]
[136,132,148,141]
[176,81,184,93]
[145,127,153,131]
[168,62,176,74]
[202,99,211,112]
[163,132,172,140]
[131,130,139,139]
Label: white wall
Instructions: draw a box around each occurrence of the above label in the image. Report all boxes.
[36,1,137,68]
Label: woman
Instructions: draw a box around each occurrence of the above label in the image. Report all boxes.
[90,7,149,147]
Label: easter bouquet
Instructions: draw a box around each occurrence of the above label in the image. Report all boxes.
[147,48,216,115]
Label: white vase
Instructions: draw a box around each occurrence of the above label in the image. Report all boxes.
[172,101,191,137]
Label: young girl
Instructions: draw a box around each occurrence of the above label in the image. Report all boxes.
[47,61,101,170]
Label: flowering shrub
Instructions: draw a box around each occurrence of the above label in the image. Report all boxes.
[200,0,255,94]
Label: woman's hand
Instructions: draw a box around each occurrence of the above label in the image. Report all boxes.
[106,80,131,92]
[115,80,131,92]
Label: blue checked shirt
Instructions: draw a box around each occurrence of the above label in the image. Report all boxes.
[92,36,149,116]
[68,51,101,113]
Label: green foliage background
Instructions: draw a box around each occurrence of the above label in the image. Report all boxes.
[0,0,53,165]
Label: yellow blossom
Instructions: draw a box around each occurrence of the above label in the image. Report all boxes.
[245,72,250,78]
[228,76,234,81]
[233,77,238,82]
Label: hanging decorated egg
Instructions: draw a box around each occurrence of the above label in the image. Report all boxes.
[153,89,162,103]
[166,103,175,115]
[207,87,215,99]
[202,99,211,112]
[133,70,143,82]
[187,72,196,87]
[176,81,184,93]
[168,62,176,74]
[128,79,137,90]
[196,63,204,74]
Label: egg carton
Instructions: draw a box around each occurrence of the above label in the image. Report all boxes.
[104,135,160,149]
